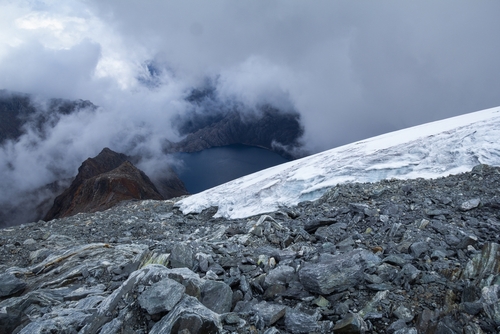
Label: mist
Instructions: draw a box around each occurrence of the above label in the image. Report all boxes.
[1,1,500,225]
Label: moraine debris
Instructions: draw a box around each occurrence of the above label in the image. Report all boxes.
[1,165,500,333]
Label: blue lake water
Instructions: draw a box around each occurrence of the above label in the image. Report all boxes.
[174,144,289,194]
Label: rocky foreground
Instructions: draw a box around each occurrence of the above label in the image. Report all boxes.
[1,165,500,333]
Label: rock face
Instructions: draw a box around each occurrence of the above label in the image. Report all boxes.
[1,165,500,333]
[44,148,171,220]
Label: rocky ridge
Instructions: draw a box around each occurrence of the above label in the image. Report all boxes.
[44,148,187,221]
[0,164,499,333]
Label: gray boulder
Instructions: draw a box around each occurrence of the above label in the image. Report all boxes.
[332,313,368,334]
[252,301,286,326]
[461,242,499,287]
[299,249,380,294]
[481,285,500,326]
[264,265,296,287]
[170,242,194,269]
[0,273,26,297]
[138,278,185,314]
[200,280,233,314]
[284,308,322,334]
[150,295,222,334]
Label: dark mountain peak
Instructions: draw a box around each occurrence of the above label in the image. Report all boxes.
[44,148,166,221]
[77,147,128,180]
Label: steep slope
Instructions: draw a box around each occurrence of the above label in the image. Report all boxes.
[153,172,191,199]
[44,148,168,220]
[177,106,500,219]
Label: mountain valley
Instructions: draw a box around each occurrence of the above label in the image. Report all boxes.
[0,90,302,227]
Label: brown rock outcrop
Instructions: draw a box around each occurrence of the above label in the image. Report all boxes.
[43,148,182,220]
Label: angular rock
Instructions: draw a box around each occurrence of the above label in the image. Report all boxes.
[376,263,399,281]
[387,319,407,334]
[19,310,92,334]
[460,198,481,211]
[138,278,185,314]
[481,285,500,326]
[165,267,204,299]
[382,254,409,267]
[394,264,421,287]
[359,290,388,319]
[457,234,478,249]
[284,308,322,334]
[252,301,286,326]
[312,296,330,308]
[394,328,417,334]
[435,316,462,334]
[150,295,222,334]
[333,313,368,334]
[461,301,483,315]
[200,280,233,314]
[415,308,438,334]
[63,284,106,301]
[2,162,500,334]
[0,273,26,297]
[461,242,500,287]
[263,284,286,300]
[80,264,169,333]
[409,241,429,258]
[463,323,486,334]
[170,242,194,269]
[264,265,296,287]
[299,249,380,294]
[196,252,213,272]
[393,305,414,322]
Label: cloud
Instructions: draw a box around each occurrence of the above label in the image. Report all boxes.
[0,39,101,99]
[2,1,500,150]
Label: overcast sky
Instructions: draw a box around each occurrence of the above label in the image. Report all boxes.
[2,0,500,148]
[1,0,500,198]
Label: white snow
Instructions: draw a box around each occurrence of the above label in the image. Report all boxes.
[176,106,500,219]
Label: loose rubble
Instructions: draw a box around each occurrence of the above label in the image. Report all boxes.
[1,164,500,333]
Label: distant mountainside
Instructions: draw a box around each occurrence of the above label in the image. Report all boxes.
[0,90,96,144]
[166,85,305,159]
[44,148,186,220]
[165,106,304,160]
[1,88,305,158]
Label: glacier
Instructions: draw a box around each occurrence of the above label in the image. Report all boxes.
[176,106,500,219]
